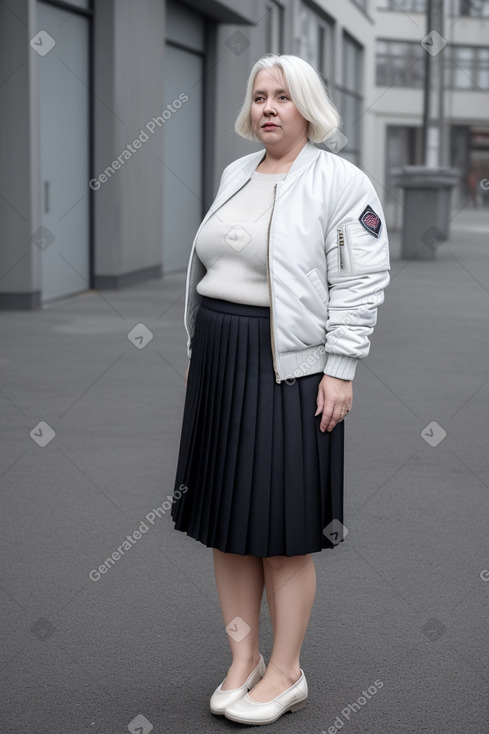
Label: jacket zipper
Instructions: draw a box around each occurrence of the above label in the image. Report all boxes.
[337,227,345,270]
[266,184,281,384]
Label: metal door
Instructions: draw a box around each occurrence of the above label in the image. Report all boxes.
[162,2,204,271]
[37,1,90,301]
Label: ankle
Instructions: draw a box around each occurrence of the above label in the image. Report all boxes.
[230,651,261,668]
[221,653,262,691]
[266,661,301,685]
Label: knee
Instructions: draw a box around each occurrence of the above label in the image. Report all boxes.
[263,554,311,572]
[263,556,287,572]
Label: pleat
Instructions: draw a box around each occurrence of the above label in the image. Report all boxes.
[328,419,345,540]
[204,314,233,546]
[299,376,323,550]
[170,311,207,528]
[245,315,273,557]
[267,375,285,556]
[188,308,219,537]
[171,296,345,557]
[314,390,345,550]
[211,318,243,550]
[194,308,228,540]
[223,318,257,554]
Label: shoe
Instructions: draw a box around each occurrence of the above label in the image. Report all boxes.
[210,654,266,715]
[224,669,308,725]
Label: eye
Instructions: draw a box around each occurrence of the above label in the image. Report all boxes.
[279,95,288,100]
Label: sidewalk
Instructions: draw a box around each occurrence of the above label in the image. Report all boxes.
[1,208,488,733]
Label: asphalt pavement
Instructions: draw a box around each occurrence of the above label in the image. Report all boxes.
[1,208,489,733]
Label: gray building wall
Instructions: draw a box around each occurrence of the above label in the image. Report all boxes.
[92,0,260,287]
[0,0,42,309]
[92,0,168,288]
[0,0,373,309]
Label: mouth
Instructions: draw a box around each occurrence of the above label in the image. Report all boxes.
[262,123,279,129]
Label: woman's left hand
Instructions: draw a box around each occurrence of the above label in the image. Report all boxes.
[315,374,353,433]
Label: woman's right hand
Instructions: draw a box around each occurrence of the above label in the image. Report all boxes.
[185,360,190,388]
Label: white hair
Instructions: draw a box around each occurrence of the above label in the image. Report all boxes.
[234,53,342,144]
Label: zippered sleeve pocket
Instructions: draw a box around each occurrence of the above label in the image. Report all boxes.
[336,221,390,275]
[337,227,351,273]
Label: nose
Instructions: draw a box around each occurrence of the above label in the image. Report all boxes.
[263,98,277,115]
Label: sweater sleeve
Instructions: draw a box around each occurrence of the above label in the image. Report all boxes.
[323,170,391,380]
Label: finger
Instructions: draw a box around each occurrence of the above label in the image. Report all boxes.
[332,406,349,428]
[315,390,326,417]
[320,403,336,433]
[324,405,344,433]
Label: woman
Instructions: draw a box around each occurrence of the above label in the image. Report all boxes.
[171,53,390,726]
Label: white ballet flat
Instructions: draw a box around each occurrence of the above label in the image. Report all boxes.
[209,654,266,715]
[224,669,308,725]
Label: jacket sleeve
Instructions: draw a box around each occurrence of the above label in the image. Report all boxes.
[323,170,390,380]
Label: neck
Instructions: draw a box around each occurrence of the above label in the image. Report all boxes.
[259,137,309,172]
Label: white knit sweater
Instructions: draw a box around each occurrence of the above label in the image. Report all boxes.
[195,170,287,306]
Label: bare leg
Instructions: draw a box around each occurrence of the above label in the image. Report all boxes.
[250,554,316,702]
[265,566,277,635]
[213,549,264,690]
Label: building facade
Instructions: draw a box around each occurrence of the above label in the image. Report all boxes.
[373,0,489,227]
[0,0,380,309]
[5,0,486,309]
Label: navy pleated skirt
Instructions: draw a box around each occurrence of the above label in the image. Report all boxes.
[171,296,345,557]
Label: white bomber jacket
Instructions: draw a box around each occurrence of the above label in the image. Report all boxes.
[184,139,390,383]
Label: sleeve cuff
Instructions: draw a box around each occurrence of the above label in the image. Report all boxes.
[324,354,358,381]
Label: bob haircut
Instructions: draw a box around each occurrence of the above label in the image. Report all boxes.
[234,53,342,144]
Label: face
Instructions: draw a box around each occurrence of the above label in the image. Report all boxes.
[250,68,308,149]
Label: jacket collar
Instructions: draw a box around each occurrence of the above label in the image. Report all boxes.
[210,140,321,214]
[243,139,320,181]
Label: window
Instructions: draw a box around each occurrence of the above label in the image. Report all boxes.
[376,40,425,87]
[384,0,427,11]
[336,33,364,164]
[298,3,335,88]
[382,0,489,14]
[376,39,489,90]
[57,0,92,7]
[445,45,489,89]
[266,1,284,54]
[451,0,489,16]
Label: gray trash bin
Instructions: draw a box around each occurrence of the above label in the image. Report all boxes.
[395,166,459,260]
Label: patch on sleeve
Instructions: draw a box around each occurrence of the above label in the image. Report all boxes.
[359,205,382,237]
